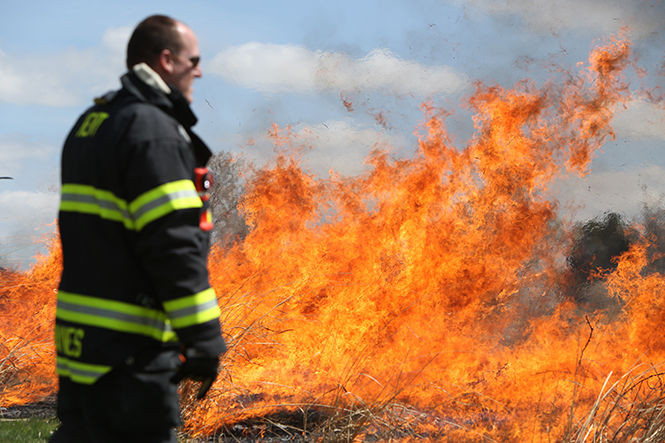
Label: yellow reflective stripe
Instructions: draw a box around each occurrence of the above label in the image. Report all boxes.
[57,291,177,342]
[163,288,220,328]
[129,180,201,231]
[60,184,133,229]
[163,288,217,311]
[60,180,204,231]
[56,356,111,384]
[170,305,220,329]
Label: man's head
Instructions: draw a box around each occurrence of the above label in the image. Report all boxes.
[126,15,202,103]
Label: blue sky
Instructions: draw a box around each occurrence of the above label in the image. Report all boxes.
[1,0,664,268]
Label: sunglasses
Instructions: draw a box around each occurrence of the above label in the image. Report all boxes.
[170,51,200,69]
[188,56,200,69]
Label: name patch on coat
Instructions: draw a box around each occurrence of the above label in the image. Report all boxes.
[55,325,85,358]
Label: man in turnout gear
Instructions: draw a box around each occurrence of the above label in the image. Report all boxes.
[50,15,226,443]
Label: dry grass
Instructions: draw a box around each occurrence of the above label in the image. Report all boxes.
[177,310,665,443]
[179,400,436,442]
[563,363,665,443]
[0,334,44,394]
[4,262,665,441]
[177,287,446,442]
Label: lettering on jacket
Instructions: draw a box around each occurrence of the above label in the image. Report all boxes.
[55,325,85,358]
[75,112,109,138]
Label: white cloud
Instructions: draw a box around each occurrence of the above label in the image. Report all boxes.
[613,99,665,141]
[101,26,133,56]
[554,164,665,221]
[0,135,55,177]
[211,43,318,93]
[229,120,408,177]
[0,25,131,107]
[208,43,469,96]
[454,0,662,39]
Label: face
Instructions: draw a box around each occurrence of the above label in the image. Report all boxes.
[161,23,202,103]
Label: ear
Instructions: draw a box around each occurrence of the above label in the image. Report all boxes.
[158,49,176,75]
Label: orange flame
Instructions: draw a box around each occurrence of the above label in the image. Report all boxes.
[179,34,646,440]
[0,237,59,407]
[2,33,662,441]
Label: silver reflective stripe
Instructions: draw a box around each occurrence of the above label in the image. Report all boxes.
[61,193,95,204]
[168,298,220,320]
[61,192,131,220]
[132,189,200,220]
[56,357,111,384]
[57,360,105,380]
[57,299,173,333]
[98,200,131,219]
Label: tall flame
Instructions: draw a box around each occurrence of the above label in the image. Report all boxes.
[182,33,648,440]
[1,33,662,441]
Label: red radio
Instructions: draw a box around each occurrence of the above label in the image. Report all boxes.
[194,167,214,231]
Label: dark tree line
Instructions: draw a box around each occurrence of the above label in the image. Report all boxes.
[565,207,665,310]
[567,212,635,289]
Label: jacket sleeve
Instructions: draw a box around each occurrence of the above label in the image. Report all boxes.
[123,133,226,357]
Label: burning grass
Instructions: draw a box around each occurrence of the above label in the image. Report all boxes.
[2,33,665,442]
[565,364,665,442]
[0,238,59,408]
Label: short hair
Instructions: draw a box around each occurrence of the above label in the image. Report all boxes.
[126,15,183,70]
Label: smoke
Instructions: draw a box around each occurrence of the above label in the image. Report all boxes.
[452,0,664,39]
[0,135,59,269]
[613,99,665,141]
[553,165,665,222]
[0,190,57,270]
[562,206,665,320]
[221,119,410,178]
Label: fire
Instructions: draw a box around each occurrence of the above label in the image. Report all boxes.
[1,33,662,441]
[187,34,647,440]
[0,237,59,406]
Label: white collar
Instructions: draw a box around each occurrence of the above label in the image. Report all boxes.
[132,63,171,95]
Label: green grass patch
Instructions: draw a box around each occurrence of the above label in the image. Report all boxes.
[0,418,59,443]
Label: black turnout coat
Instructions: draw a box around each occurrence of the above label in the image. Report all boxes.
[56,67,225,384]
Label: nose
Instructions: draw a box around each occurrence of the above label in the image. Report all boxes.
[194,64,202,78]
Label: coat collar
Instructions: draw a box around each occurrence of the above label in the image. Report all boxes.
[132,63,171,95]
[118,64,211,165]
[121,63,198,129]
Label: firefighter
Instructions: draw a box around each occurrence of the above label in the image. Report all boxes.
[50,15,226,443]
